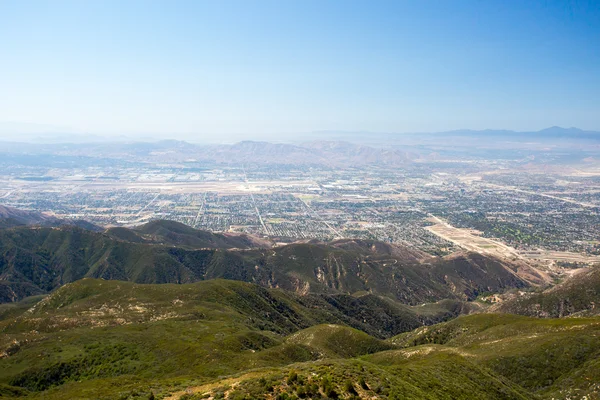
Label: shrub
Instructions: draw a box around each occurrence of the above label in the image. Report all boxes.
[296,385,307,398]
[343,381,358,395]
[287,370,298,384]
[358,376,368,390]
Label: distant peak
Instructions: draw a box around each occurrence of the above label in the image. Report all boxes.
[538,126,583,133]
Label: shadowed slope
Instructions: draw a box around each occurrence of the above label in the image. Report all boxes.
[0,224,532,303]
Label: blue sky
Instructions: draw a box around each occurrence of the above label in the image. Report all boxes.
[0,0,599,139]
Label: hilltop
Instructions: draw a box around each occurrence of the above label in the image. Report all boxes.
[109,219,274,249]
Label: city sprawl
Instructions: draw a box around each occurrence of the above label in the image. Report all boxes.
[2,141,600,266]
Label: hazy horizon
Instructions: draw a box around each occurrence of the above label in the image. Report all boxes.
[0,121,598,144]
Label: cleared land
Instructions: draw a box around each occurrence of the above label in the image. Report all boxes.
[426,215,600,265]
[426,215,521,259]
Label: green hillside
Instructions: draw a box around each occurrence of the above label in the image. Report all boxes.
[0,278,599,399]
[0,279,461,399]
[0,223,533,304]
[184,355,532,400]
[285,324,393,358]
[389,313,600,399]
[496,265,600,317]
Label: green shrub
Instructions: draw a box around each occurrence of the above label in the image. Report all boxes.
[343,380,358,395]
[287,370,298,384]
[358,376,368,390]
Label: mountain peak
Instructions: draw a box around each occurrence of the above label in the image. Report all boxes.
[538,126,584,134]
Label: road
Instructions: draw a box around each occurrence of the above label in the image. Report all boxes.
[242,164,269,235]
[193,192,207,227]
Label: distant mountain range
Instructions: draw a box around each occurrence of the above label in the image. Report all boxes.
[2,123,598,144]
[1,125,599,168]
[0,138,419,166]
[198,140,417,165]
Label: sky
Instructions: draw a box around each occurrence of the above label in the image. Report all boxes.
[0,0,599,140]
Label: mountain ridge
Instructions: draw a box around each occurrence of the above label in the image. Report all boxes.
[0,221,537,303]
[108,219,274,249]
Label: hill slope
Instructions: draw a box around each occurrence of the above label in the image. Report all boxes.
[0,224,532,303]
[1,279,598,399]
[495,265,600,317]
[0,205,58,228]
[0,279,478,398]
[388,313,600,399]
[0,279,474,339]
[108,219,273,249]
[0,205,101,231]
